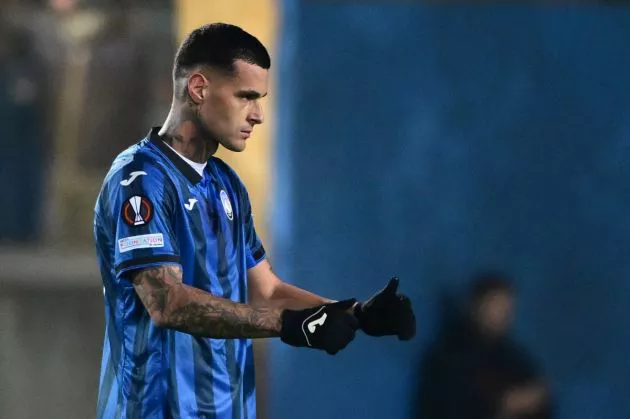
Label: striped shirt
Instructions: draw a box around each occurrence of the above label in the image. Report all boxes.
[94,127,265,418]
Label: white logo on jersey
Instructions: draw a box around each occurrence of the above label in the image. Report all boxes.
[120,171,147,186]
[220,190,233,220]
[184,198,198,211]
[130,196,144,225]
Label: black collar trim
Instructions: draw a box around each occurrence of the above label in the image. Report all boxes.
[148,127,203,184]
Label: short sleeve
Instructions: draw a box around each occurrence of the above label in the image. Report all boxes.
[108,165,180,277]
[242,188,266,269]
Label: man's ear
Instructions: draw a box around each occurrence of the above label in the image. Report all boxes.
[187,72,208,103]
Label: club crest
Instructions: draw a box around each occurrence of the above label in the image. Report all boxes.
[220,190,233,220]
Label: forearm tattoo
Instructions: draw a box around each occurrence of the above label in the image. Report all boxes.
[132,266,282,338]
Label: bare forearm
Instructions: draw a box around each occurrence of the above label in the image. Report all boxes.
[248,260,332,310]
[165,285,283,338]
[267,281,333,310]
[132,266,282,339]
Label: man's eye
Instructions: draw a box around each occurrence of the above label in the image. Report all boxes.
[239,93,260,101]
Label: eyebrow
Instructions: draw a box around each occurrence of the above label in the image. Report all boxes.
[236,90,268,99]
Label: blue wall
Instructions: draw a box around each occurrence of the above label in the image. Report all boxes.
[270,4,630,419]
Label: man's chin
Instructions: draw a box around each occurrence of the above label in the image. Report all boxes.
[220,139,247,153]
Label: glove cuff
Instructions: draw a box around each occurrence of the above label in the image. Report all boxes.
[279,309,300,346]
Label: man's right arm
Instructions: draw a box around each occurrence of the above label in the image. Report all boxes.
[131,265,283,339]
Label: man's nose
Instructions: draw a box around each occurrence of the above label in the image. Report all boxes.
[248,101,264,125]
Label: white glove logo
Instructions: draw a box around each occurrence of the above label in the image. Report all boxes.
[302,308,328,347]
[307,312,327,333]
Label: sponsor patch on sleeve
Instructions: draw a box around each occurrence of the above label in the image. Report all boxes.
[118,233,164,253]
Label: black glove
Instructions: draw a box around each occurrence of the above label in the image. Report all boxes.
[354,277,416,340]
[281,299,359,355]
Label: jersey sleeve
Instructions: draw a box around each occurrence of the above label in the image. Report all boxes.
[108,165,180,277]
[241,186,266,269]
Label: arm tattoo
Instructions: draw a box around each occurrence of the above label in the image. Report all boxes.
[132,266,282,338]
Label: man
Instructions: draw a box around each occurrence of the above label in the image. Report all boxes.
[416,272,552,419]
[94,23,416,419]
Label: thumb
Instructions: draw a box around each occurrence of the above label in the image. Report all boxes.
[326,298,357,311]
[382,277,399,295]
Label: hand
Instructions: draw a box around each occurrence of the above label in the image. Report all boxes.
[355,277,416,340]
[499,384,547,417]
[280,299,359,355]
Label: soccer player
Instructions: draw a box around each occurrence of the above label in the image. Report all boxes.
[94,23,416,419]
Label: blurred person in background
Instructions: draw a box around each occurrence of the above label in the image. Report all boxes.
[416,272,552,419]
[0,17,46,242]
[94,23,416,419]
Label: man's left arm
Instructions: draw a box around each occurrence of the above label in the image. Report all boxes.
[248,260,333,310]
[240,179,415,340]
[247,260,416,340]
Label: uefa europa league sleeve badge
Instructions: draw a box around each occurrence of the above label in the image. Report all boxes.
[122,196,154,227]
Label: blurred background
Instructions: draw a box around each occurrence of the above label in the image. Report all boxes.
[1,0,629,418]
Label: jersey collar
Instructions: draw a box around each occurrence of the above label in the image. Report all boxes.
[148,127,210,184]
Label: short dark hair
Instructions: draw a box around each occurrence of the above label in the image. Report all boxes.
[469,271,514,302]
[173,23,271,79]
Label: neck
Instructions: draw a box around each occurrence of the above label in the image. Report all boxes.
[159,103,219,163]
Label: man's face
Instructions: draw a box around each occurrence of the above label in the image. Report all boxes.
[50,0,78,14]
[474,290,514,337]
[196,60,268,152]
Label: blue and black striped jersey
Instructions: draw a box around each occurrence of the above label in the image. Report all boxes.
[94,128,265,418]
